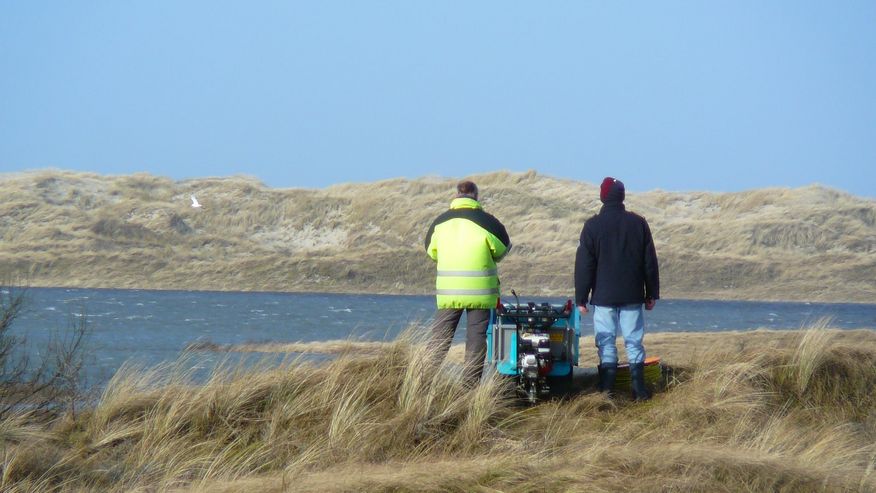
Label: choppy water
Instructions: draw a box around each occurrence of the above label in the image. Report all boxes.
[6,287,876,384]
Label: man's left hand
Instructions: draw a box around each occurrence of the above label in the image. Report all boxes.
[578,305,589,316]
[645,299,656,311]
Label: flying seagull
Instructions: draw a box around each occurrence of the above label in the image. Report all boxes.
[190,195,202,208]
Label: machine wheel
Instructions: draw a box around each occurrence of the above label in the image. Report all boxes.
[547,370,575,397]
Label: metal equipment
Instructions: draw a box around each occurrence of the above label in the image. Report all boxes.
[487,293,581,403]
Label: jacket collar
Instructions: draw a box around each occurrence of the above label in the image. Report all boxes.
[450,197,482,210]
[600,201,626,213]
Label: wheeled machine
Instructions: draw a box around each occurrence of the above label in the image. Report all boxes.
[486,296,581,403]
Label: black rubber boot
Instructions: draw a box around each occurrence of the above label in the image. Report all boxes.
[630,362,652,401]
[597,362,617,395]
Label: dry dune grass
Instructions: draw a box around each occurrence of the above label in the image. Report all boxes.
[1,169,875,302]
[195,325,876,370]
[185,339,392,356]
[1,325,874,492]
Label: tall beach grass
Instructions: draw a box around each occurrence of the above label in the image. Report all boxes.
[0,324,874,491]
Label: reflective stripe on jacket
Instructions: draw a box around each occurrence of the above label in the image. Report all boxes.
[424,198,511,309]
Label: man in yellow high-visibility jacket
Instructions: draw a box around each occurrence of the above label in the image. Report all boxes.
[424,180,511,385]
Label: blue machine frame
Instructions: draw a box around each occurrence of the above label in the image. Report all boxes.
[486,303,581,377]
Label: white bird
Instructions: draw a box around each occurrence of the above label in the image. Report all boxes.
[190,195,202,208]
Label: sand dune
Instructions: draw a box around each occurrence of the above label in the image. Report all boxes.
[1,169,874,302]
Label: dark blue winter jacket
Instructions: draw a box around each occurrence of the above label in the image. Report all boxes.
[574,202,660,306]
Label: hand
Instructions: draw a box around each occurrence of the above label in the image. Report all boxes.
[578,305,589,316]
[645,299,656,311]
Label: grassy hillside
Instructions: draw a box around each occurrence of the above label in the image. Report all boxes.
[1,169,874,302]
[2,326,875,492]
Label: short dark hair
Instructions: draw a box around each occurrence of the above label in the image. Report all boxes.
[456,180,478,199]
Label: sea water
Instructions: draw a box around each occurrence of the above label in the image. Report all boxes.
[6,287,876,385]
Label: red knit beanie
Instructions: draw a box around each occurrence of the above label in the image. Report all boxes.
[600,177,625,203]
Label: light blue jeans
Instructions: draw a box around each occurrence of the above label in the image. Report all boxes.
[593,304,645,364]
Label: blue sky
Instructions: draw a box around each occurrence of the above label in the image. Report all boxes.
[1,2,874,196]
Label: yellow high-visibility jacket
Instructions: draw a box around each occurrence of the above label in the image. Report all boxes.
[424,197,511,309]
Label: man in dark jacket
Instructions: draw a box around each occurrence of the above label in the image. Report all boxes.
[574,177,660,400]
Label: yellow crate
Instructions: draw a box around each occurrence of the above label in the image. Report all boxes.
[613,357,662,391]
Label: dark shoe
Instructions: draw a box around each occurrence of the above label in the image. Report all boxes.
[630,362,652,401]
[597,362,617,394]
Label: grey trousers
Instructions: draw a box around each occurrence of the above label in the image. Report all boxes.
[428,308,491,385]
